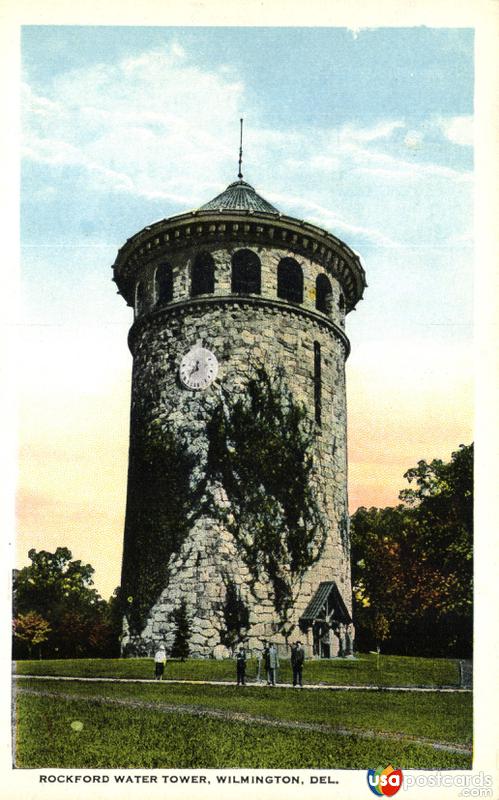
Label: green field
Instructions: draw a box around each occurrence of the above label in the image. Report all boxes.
[15,653,460,687]
[15,671,471,770]
[14,655,470,769]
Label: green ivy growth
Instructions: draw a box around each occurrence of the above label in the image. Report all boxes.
[121,422,199,634]
[218,576,250,652]
[206,367,328,630]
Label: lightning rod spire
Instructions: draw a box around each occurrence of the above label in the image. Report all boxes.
[238,118,244,180]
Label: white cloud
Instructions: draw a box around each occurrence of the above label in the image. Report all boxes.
[23,47,246,204]
[268,192,399,248]
[404,130,423,150]
[169,41,186,60]
[436,115,473,147]
[347,27,363,40]
[308,155,341,172]
[267,121,471,188]
[22,44,472,249]
[350,141,472,183]
[339,120,405,143]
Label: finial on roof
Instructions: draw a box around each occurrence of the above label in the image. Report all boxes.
[238,118,243,180]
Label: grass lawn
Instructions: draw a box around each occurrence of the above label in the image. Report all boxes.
[15,690,471,770]
[14,653,460,687]
[17,677,472,745]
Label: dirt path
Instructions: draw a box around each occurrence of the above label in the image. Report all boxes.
[14,675,471,693]
[16,686,471,756]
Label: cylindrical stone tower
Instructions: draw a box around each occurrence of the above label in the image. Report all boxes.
[113,175,366,658]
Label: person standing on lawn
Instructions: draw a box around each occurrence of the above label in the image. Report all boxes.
[154,644,167,680]
[235,645,247,686]
[268,642,279,686]
[262,640,271,684]
[291,640,305,687]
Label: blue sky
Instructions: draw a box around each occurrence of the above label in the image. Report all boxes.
[19,26,474,597]
[21,27,474,333]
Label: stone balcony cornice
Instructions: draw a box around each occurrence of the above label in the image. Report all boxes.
[112,209,367,313]
[127,294,351,358]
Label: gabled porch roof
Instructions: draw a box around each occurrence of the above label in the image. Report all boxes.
[300,581,352,625]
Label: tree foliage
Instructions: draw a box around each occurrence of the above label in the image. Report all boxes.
[169,600,192,661]
[121,423,198,634]
[351,444,473,657]
[206,367,327,630]
[13,611,51,658]
[13,547,119,659]
[14,547,99,611]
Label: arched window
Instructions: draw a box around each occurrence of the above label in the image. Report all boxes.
[155,262,173,306]
[277,258,303,304]
[339,292,345,311]
[135,281,145,317]
[191,252,215,297]
[231,249,261,295]
[316,274,332,313]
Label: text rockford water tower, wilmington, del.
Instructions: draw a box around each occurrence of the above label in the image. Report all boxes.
[112,144,366,659]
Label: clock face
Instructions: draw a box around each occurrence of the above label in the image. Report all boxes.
[179,346,219,390]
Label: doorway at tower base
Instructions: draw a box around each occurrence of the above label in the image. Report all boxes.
[299,581,353,658]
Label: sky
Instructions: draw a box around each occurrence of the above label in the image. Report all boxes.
[18,26,474,600]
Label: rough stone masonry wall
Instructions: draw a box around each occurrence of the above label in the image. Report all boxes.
[121,290,351,658]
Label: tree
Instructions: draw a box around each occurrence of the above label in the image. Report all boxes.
[206,367,327,631]
[169,600,192,661]
[350,503,423,652]
[400,443,473,656]
[351,444,473,657]
[99,586,126,657]
[13,612,51,659]
[13,548,119,658]
[14,547,100,617]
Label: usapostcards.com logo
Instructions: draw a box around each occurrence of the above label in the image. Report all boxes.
[367,765,403,796]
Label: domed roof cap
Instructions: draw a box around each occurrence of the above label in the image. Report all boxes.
[198,179,279,214]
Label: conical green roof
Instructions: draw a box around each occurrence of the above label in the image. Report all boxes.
[198,179,279,213]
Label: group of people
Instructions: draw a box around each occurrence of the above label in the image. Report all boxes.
[332,622,354,657]
[154,640,307,687]
[235,640,305,687]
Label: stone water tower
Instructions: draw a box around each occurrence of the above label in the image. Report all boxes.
[113,165,366,658]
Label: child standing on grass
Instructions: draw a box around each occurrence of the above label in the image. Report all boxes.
[154,644,167,680]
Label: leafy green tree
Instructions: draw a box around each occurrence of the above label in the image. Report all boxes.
[101,587,126,657]
[400,443,473,655]
[400,443,473,596]
[206,367,327,631]
[14,547,100,616]
[13,611,51,659]
[169,600,191,661]
[351,444,473,657]
[351,504,413,650]
[13,548,118,658]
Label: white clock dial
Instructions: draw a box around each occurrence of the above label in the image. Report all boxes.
[179,346,219,390]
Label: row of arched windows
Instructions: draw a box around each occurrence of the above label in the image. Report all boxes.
[135,250,345,315]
